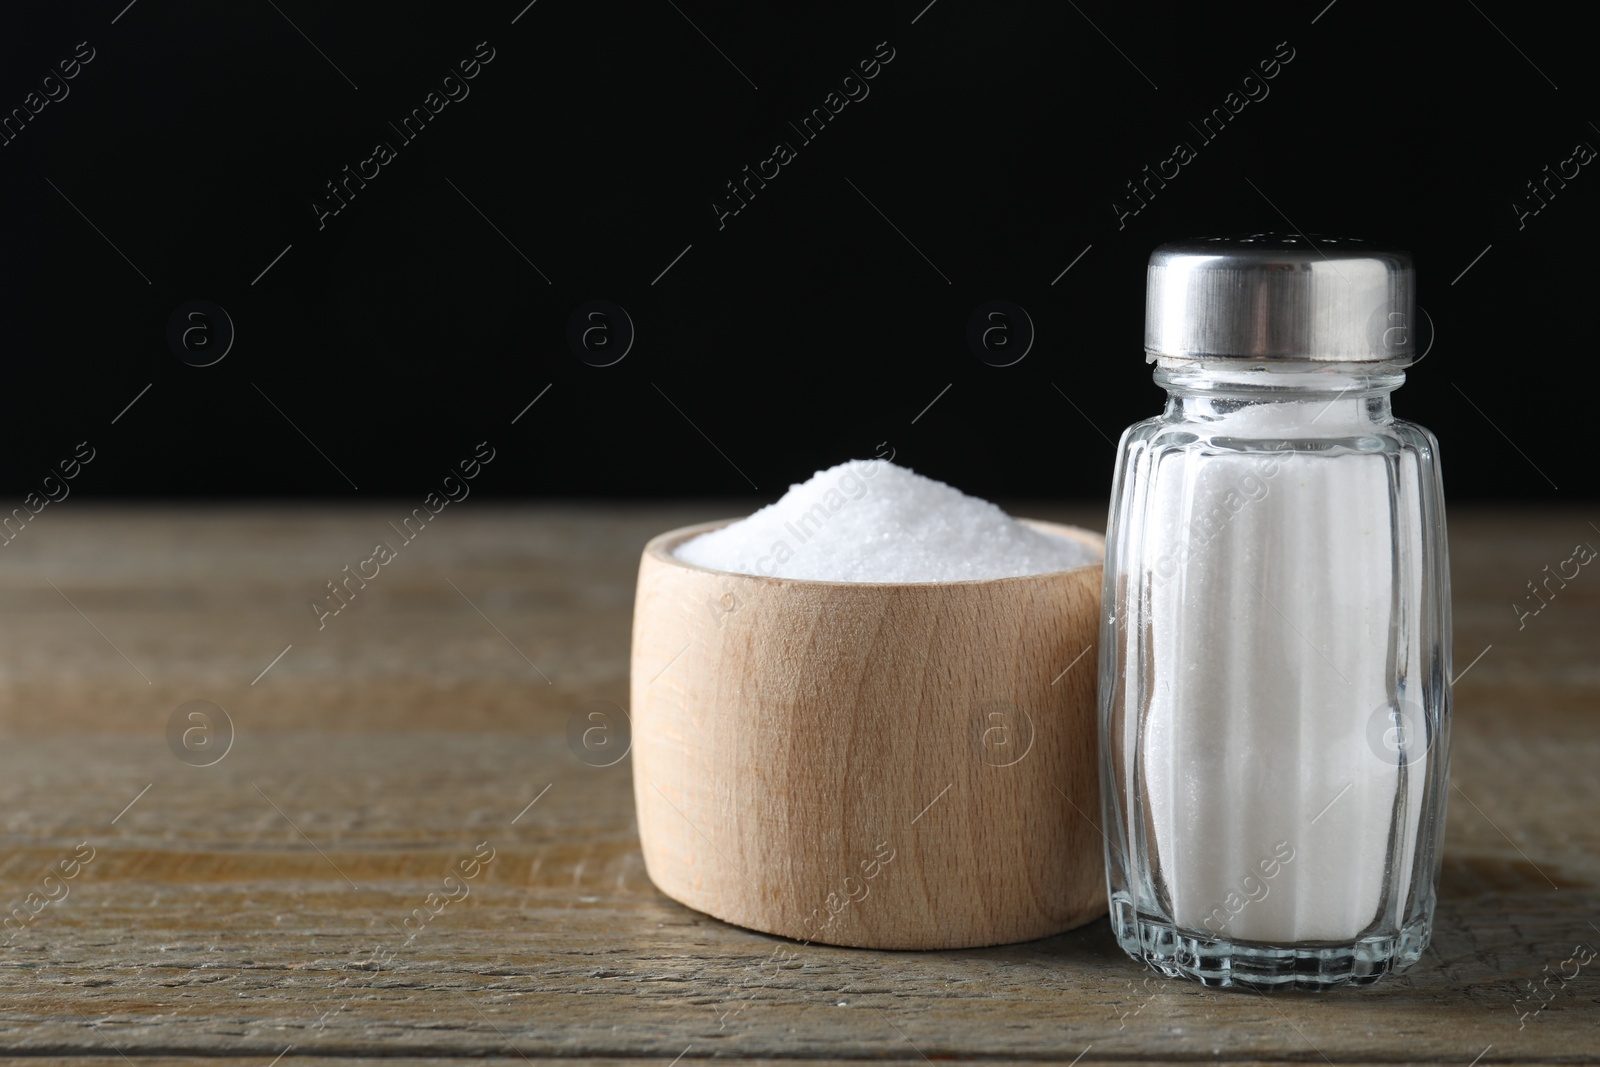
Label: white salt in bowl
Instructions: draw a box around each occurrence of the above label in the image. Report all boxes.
[629,518,1106,950]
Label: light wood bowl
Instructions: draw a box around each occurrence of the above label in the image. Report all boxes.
[629,518,1106,950]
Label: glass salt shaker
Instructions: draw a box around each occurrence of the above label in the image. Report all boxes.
[1098,235,1451,989]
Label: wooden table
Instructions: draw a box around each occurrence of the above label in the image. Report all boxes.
[1,505,1596,1065]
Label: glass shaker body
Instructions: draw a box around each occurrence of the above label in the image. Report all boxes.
[1099,358,1451,989]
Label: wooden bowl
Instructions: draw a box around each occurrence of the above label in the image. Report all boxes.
[629,519,1105,950]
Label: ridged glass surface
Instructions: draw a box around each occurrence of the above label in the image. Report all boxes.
[1099,364,1451,990]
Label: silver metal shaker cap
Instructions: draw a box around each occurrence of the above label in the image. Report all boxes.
[1144,234,1416,364]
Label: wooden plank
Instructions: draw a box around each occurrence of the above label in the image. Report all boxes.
[0,506,1596,1062]
[4,1062,1585,1067]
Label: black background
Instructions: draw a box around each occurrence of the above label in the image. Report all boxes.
[0,1,1589,504]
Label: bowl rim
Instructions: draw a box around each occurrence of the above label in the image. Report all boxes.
[645,517,1104,589]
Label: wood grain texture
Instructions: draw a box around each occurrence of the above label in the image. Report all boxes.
[0,505,1596,1064]
[631,519,1106,949]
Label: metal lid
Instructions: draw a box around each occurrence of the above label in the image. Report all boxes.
[1144,234,1416,364]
